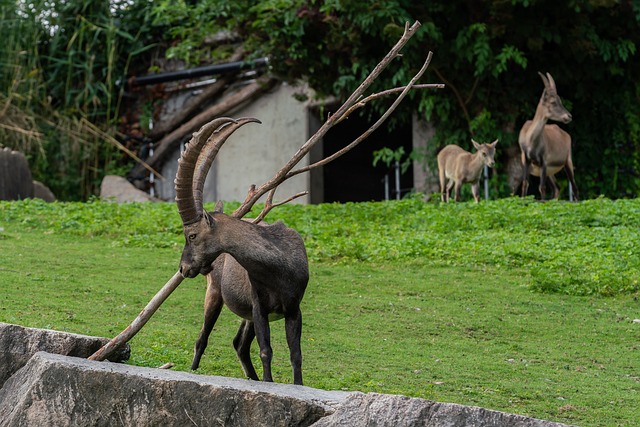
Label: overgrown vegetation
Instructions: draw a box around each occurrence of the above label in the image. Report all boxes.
[1,1,639,200]
[153,0,640,199]
[0,1,156,199]
[1,199,639,426]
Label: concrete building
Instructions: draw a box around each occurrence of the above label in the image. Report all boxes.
[142,73,438,205]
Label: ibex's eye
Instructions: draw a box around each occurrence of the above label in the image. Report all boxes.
[188,234,197,241]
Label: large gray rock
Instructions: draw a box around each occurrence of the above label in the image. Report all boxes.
[100,175,159,202]
[0,322,130,388]
[311,392,573,427]
[32,180,56,202]
[0,147,33,200]
[0,324,575,426]
[0,352,348,427]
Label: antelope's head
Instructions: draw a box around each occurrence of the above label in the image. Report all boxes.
[175,117,261,278]
[471,138,498,168]
[538,72,572,124]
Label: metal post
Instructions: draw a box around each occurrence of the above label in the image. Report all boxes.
[569,183,574,202]
[483,164,489,201]
[384,175,390,201]
[149,142,155,198]
[395,161,401,200]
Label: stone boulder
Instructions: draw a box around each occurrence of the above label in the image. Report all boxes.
[0,322,130,388]
[100,175,159,203]
[32,180,56,202]
[0,147,33,200]
[0,352,347,427]
[0,323,576,427]
[312,392,572,427]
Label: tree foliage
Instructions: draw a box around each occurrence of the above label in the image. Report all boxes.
[152,0,640,199]
[1,0,639,200]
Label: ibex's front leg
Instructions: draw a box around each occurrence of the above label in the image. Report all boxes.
[191,265,224,370]
[233,319,259,380]
[548,175,560,199]
[539,164,548,200]
[471,182,480,203]
[285,308,303,385]
[521,153,531,197]
[453,181,462,202]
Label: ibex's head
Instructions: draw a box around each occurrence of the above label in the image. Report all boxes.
[538,72,572,124]
[175,117,261,278]
[471,138,498,168]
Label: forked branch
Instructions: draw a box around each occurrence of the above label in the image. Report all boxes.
[232,22,443,221]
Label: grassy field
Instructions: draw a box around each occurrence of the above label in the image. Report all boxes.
[1,197,639,426]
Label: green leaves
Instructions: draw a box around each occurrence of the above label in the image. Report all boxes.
[3,197,638,297]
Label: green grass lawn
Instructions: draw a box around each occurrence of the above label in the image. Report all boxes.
[1,198,639,426]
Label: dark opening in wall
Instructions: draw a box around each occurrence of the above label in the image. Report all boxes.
[318,111,413,203]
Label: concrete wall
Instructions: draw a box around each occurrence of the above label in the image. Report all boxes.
[411,114,439,198]
[156,82,310,205]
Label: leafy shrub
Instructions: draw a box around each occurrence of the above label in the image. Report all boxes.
[2,197,639,297]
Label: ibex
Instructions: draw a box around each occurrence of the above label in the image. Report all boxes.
[437,139,498,203]
[175,117,309,385]
[88,21,445,385]
[518,72,578,200]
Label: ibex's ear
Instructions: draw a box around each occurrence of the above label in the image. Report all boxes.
[471,139,481,150]
[214,200,224,214]
[538,71,549,89]
[204,212,216,228]
[491,139,499,148]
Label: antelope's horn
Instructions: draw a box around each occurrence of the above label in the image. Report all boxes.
[192,117,262,216]
[175,117,238,225]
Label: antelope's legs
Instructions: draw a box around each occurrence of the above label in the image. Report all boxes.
[191,271,224,370]
[285,308,303,385]
[233,320,259,381]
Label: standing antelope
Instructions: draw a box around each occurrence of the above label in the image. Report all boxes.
[519,72,578,200]
[175,117,309,385]
[437,139,498,203]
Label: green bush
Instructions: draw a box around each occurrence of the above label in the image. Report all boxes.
[2,197,638,297]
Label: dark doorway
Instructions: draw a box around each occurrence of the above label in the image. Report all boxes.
[313,110,413,203]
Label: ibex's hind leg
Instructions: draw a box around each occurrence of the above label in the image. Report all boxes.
[564,159,579,201]
[547,176,560,199]
[251,294,274,382]
[285,308,303,385]
[445,179,455,202]
[191,271,224,370]
[233,319,259,381]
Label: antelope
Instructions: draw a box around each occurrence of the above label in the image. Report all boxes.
[175,117,309,385]
[88,22,445,385]
[519,72,578,200]
[437,139,498,203]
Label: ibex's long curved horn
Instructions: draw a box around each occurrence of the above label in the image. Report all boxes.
[192,117,261,215]
[175,117,237,225]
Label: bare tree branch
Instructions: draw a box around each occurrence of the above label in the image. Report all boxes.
[233,20,430,220]
[88,271,184,361]
[288,52,439,178]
